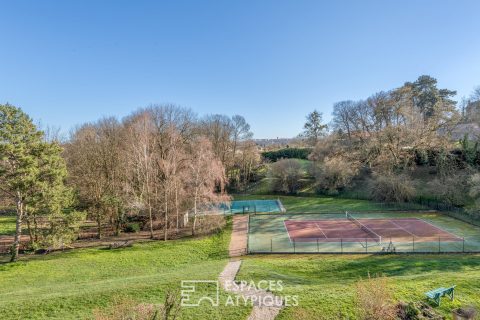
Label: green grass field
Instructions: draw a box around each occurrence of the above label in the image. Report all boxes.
[236,254,480,319]
[233,194,426,212]
[1,195,479,319]
[0,216,16,236]
[245,159,315,194]
[0,220,250,320]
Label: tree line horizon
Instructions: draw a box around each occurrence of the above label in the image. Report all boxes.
[1,74,480,262]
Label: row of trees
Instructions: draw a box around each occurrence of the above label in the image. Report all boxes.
[306,75,480,206]
[0,104,260,261]
[198,114,259,191]
[64,105,260,240]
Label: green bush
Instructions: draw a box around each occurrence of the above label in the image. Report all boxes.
[369,173,415,203]
[123,222,140,233]
[262,148,311,162]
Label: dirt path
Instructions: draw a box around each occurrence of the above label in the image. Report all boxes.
[219,260,283,320]
[229,215,248,257]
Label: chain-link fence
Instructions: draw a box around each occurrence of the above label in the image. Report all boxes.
[248,235,476,254]
[247,212,480,254]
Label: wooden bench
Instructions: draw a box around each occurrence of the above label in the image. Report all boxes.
[425,286,455,306]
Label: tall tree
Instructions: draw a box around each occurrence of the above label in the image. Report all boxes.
[407,75,457,121]
[186,137,227,235]
[0,105,81,261]
[65,118,125,238]
[124,111,157,239]
[302,110,328,146]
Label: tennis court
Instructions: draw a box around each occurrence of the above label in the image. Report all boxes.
[227,199,285,214]
[285,217,463,244]
[248,211,480,253]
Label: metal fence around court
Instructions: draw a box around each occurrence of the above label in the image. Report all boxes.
[247,212,480,254]
[247,235,477,254]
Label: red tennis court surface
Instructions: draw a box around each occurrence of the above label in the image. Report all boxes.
[284,218,463,243]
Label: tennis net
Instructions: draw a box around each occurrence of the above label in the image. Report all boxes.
[346,212,382,243]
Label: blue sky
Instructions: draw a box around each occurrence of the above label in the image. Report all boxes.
[1,0,479,138]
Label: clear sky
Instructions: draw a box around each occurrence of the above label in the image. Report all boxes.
[1,0,479,138]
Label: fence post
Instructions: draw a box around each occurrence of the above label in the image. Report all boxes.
[270,237,273,253]
[463,237,465,253]
[247,214,250,254]
[412,236,415,252]
[293,239,296,253]
[438,237,441,253]
[365,239,368,253]
[317,238,319,253]
[341,239,343,254]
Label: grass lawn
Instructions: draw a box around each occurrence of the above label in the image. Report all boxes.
[245,160,315,194]
[0,220,251,320]
[233,194,426,213]
[237,254,480,320]
[0,216,16,236]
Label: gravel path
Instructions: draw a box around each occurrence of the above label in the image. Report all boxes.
[229,215,248,257]
[219,260,283,320]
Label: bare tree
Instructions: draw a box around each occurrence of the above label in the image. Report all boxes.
[124,112,157,239]
[186,137,228,235]
[269,159,303,194]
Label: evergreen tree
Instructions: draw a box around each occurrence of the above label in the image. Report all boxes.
[303,110,328,145]
[0,104,83,261]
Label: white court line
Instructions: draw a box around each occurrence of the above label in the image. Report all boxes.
[314,222,328,239]
[417,218,463,240]
[389,220,417,238]
[283,220,293,243]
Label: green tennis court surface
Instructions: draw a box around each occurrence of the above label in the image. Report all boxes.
[248,212,480,254]
[226,199,285,214]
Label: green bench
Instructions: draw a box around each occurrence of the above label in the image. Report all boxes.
[425,286,455,306]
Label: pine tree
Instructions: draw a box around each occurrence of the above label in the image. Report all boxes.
[0,104,83,261]
[303,110,328,146]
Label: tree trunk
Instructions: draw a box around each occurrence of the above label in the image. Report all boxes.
[97,212,102,239]
[26,213,34,246]
[164,189,168,241]
[175,183,179,230]
[33,214,38,243]
[192,191,198,236]
[148,203,154,239]
[11,192,24,262]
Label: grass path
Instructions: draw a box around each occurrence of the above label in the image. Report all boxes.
[219,260,282,320]
[229,215,248,257]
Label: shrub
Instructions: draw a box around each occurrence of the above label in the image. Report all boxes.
[369,173,415,202]
[262,148,311,162]
[356,273,396,320]
[123,222,140,233]
[314,156,359,194]
[269,159,303,194]
[94,289,180,320]
[427,173,470,207]
[453,306,477,320]
[396,301,444,320]
[194,215,226,235]
[396,302,419,320]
